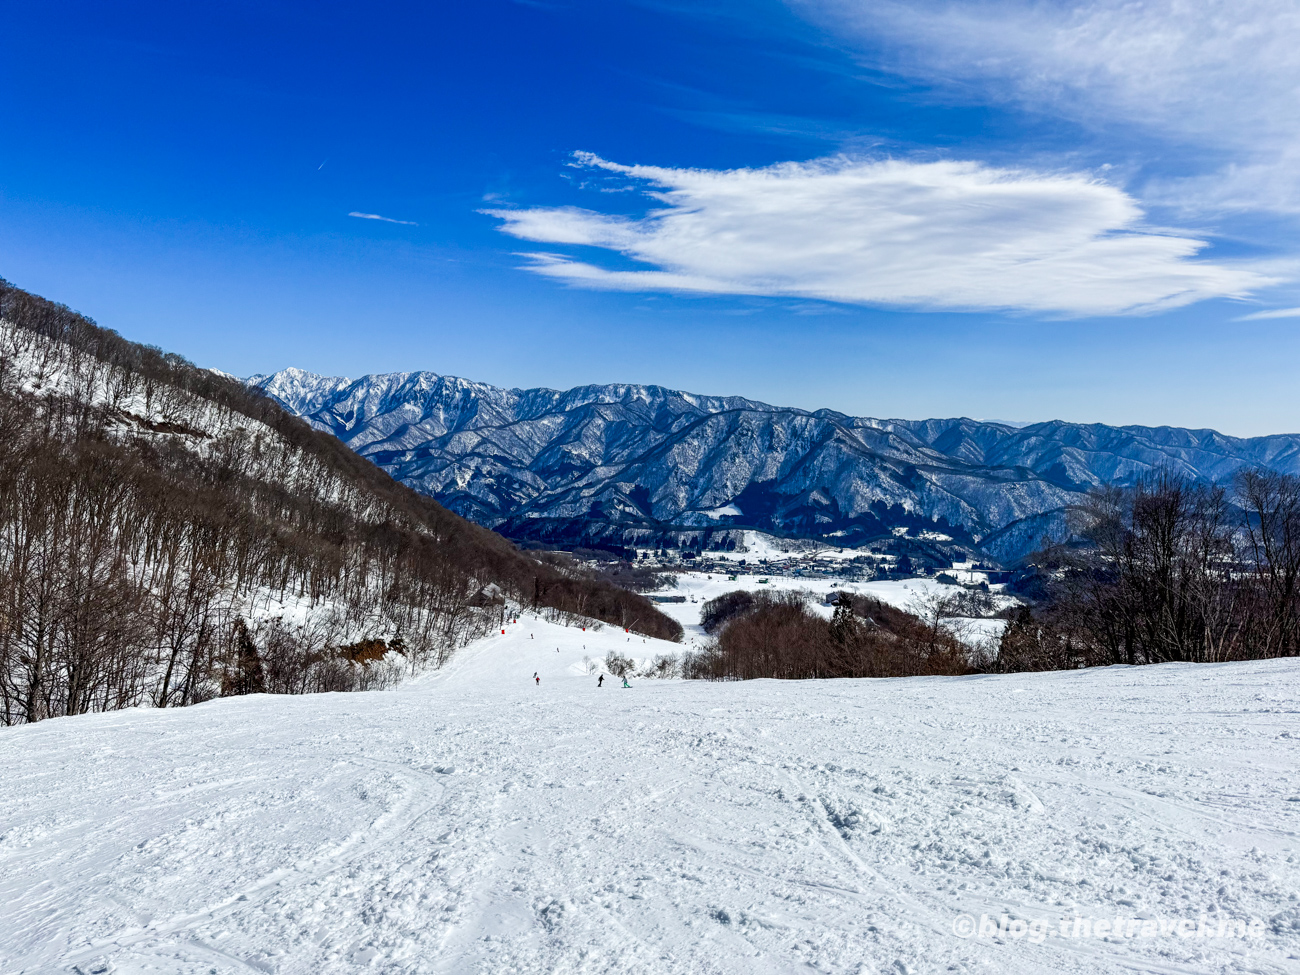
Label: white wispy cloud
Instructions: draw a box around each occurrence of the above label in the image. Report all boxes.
[348,211,419,226]
[1234,307,1300,321]
[486,153,1268,316]
[794,0,1300,214]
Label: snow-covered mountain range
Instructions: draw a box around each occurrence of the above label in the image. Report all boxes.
[248,367,1300,563]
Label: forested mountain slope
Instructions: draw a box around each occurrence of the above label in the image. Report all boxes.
[0,280,678,725]
[250,367,1300,563]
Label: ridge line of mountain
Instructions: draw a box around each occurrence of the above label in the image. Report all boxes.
[247,365,1300,566]
[252,365,1300,444]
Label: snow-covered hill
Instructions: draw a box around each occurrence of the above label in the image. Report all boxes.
[248,367,1300,563]
[4,616,1297,974]
[0,279,681,728]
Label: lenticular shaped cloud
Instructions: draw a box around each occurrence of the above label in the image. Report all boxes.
[487,154,1266,315]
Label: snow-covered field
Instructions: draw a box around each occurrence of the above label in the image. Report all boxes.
[4,612,1300,974]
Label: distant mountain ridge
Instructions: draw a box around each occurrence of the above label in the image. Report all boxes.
[248,367,1300,564]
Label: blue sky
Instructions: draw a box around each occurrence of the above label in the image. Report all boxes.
[2,0,1298,435]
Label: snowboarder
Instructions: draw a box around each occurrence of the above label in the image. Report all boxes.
[597,674,604,687]
[533,672,540,686]
[622,676,630,688]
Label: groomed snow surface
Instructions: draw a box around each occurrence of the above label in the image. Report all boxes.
[4,613,1300,974]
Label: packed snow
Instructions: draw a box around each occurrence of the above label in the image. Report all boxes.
[4,606,1300,974]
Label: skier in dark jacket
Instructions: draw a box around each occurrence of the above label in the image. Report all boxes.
[597,674,604,687]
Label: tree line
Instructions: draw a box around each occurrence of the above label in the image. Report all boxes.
[994,468,1300,670]
[687,589,970,680]
[0,279,678,724]
[692,468,1300,682]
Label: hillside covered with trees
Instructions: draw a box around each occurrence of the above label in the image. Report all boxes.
[0,279,680,725]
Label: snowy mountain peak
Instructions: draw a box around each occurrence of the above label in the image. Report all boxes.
[246,367,1300,564]
[248,367,355,415]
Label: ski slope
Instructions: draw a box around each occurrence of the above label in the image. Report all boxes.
[3,614,1299,974]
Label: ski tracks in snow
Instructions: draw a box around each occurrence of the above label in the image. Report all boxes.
[3,617,1300,974]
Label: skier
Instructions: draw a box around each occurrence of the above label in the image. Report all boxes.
[533,672,540,686]
[622,675,630,688]
[597,674,604,687]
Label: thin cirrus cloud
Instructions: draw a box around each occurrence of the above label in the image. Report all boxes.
[792,0,1300,214]
[485,153,1268,316]
[348,211,419,226]
[1235,307,1300,321]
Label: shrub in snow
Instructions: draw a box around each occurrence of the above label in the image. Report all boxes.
[603,651,635,677]
[637,654,679,679]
